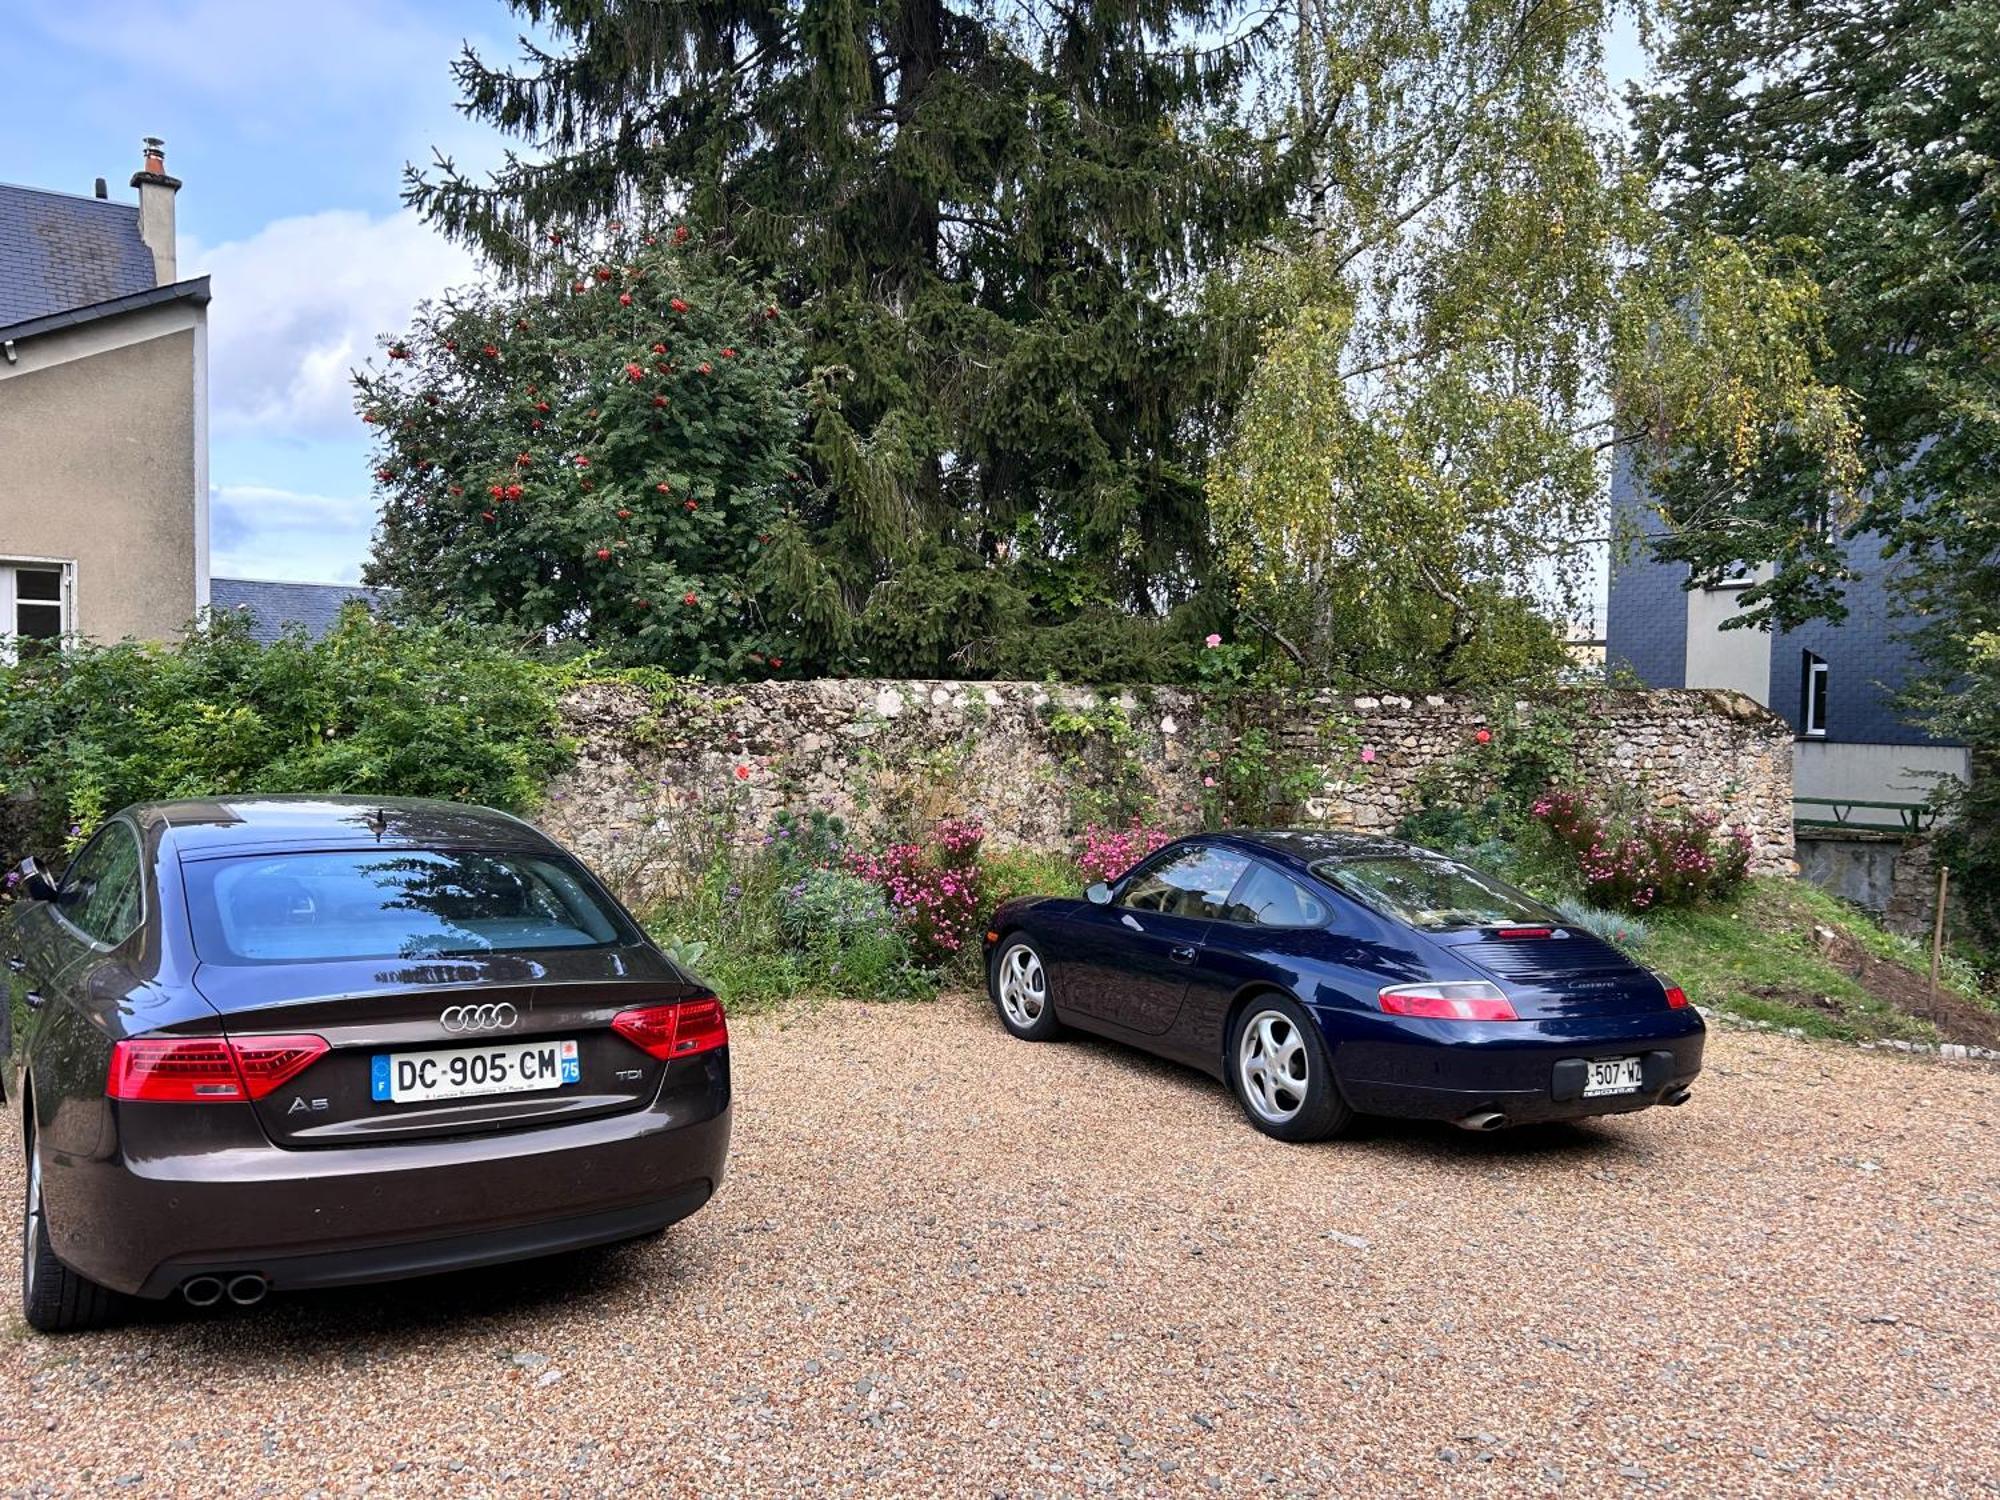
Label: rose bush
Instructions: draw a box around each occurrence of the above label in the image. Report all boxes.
[1076,819,1175,884]
[1533,789,1752,912]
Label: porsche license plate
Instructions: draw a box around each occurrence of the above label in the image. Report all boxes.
[1581,1055,1644,1098]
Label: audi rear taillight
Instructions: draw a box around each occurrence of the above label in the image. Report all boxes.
[107,1035,328,1102]
[1663,984,1689,1009]
[1378,981,1520,1021]
[612,996,729,1060]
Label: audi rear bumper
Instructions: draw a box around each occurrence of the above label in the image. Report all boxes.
[44,1053,730,1299]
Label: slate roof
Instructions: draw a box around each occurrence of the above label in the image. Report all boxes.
[0,182,158,326]
[210,579,386,644]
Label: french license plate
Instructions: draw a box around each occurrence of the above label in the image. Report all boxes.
[371,1039,581,1104]
[1581,1055,1645,1098]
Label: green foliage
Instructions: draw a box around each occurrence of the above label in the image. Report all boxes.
[1551,900,1652,953]
[407,0,1304,680]
[653,839,935,1011]
[983,846,1085,910]
[1634,0,1998,947]
[358,231,808,675]
[1533,789,1753,913]
[1207,0,1855,686]
[0,609,569,860]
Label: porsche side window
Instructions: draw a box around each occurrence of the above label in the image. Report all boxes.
[1222,865,1329,928]
[1120,846,1251,920]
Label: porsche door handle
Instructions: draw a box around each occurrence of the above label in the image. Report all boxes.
[1169,946,1197,965]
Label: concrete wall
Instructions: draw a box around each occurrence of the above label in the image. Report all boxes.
[0,302,204,643]
[1793,740,1970,822]
[1684,575,1772,703]
[539,679,1797,903]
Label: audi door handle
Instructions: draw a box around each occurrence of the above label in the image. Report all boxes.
[1169,945,1197,965]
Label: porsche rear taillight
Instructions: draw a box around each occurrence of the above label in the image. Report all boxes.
[611,995,729,1060]
[1377,981,1521,1021]
[107,1035,328,1102]
[1663,984,1689,1009]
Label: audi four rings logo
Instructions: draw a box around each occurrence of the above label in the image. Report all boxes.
[440,1002,519,1033]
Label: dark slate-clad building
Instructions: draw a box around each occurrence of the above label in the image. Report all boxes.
[209,579,385,645]
[1606,462,1968,828]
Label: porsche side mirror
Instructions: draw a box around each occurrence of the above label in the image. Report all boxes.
[12,858,57,903]
[1086,881,1112,906]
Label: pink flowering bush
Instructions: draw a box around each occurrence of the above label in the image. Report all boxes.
[847,816,987,965]
[1533,789,1752,912]
[1076,819,1175,884]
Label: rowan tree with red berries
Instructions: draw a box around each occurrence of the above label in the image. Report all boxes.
[357,233,810,675]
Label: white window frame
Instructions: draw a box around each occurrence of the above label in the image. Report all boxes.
[1802,653,1829,738]
[0,557,76,663]
[1712,562,1756,590]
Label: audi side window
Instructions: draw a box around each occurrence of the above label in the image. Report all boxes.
[1119,846,1251,921]
[60,823,144,947]
[1220,865,1329,928]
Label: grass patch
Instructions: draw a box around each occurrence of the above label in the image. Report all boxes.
[1638,879,1968,1045]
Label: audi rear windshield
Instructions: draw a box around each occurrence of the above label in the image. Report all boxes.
[1311,854,1557,932]
[181,848,638,964]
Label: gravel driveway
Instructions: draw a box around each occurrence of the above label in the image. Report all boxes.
[5,992,1997,1497]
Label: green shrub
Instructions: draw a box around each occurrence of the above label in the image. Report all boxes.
[1533,789,1752,912]
[0,608,570,859]
[776,867,894,947]
[1552,899,1652,951]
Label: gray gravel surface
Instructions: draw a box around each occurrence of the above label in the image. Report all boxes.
[5,992,1997,1497]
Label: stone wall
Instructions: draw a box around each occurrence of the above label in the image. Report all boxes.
[537,679,1796,902]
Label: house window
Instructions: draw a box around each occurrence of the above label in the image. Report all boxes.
[1713,562,1755,590]
[1,561,72,660]
[1801,652,1829,738]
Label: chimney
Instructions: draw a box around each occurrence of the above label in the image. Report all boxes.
[129,136,182,285]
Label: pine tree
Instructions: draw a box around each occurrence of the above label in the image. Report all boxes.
[406,0,1298,676]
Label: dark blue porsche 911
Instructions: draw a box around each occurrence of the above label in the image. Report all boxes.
[982,830,1703,1141]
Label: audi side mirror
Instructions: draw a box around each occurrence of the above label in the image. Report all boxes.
[11,858,57,904]
[1086,881,1112,906]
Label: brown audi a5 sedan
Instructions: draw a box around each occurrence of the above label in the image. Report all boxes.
[5,797,730,1331]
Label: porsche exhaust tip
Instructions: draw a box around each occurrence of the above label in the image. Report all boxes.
[1455,1110,1506,1132]
[1663,1086,1693,1107]
[181,1275,225,1308]
[225,1274,269,1306]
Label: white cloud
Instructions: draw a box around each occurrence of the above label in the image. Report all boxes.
[189,209,481,440]
[210,484,379,584]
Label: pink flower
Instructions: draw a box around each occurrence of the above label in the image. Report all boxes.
[1475,728,1492,744]
[1360,746,1376,764]
[1203,775,1216,787]
[733,765,749,781]
[1204,633,1222,648]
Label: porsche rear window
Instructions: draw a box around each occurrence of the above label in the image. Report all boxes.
[1312,855,1555,932]
[182,849,636,964]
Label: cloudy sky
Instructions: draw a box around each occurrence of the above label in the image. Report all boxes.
[4,0,519,583]
[5,1,1647,595]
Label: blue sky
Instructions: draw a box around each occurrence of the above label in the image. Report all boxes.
[4,0,521,583]
[4,1,1649,594]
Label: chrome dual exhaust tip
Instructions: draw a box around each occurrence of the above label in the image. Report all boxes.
[225,1274,268,1306]
[182,1273,268,1307]
[1454,1110,1507,1132]
[181,1275,224,1308]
